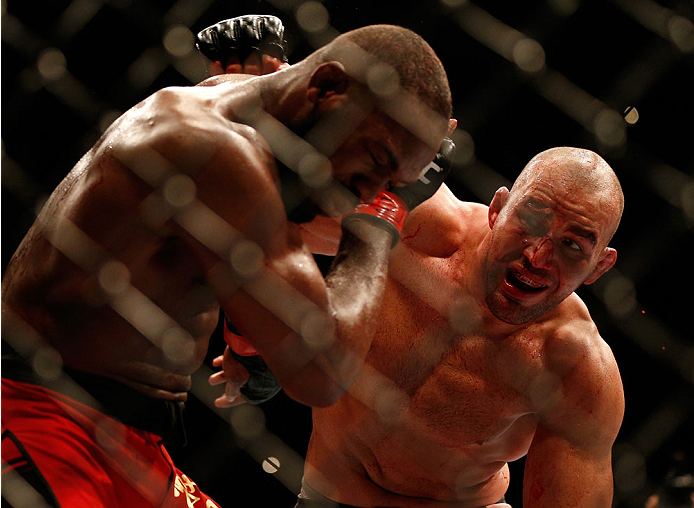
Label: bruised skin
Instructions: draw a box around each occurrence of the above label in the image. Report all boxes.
[483,171,618,326]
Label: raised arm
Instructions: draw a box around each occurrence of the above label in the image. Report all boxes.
[523,323,624,508]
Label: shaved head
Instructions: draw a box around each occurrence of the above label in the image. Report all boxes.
[511,147,624,245]
[484,147,624,323]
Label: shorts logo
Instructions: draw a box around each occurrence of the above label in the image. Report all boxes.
[173,473,219,508]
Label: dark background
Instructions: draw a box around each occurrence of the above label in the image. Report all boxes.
[2,0,693,506]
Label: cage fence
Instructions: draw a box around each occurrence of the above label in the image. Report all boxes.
[2,0,693,507]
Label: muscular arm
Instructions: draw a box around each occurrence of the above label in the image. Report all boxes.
[523,321,624,507]
[110,86,392,407]
[299,215,343,256]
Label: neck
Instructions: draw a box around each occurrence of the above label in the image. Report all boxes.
[258,67,314,127]
[210,68,311,129]
[216,68,319,151]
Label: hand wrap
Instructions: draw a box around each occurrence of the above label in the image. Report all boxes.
[224,317,281,405]
[341,191,408,248]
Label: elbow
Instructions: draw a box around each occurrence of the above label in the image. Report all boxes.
[281,373,347,408]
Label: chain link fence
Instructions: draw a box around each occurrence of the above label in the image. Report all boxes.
[2,0,693,506]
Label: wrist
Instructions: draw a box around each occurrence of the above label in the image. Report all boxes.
[224,320,258,356]
[341,191,409,248]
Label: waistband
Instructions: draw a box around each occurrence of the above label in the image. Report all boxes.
[1,340,188,447]
[295,478,357,508]
[295,477,506,508]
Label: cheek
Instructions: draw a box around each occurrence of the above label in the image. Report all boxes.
[329,149,358,178]
[492,232,526,263]
[554,263,591,291]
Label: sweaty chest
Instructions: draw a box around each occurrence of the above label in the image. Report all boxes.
[367,281,539,451]
[356,320,539,492]
[407,344,533,449]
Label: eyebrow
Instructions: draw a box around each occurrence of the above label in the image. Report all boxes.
[524,198,598,245]
[569,225,597,245]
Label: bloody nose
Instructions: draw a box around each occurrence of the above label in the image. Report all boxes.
[525,236,554,268]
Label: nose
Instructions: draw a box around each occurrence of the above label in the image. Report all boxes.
[524,236,554,268]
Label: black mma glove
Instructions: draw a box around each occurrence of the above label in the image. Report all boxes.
[224,317,281,405]
[228,351,282,405]
[342,137,456,247]
[196,15,287,68]
[391,137,455,211]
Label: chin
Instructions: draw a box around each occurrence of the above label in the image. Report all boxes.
[484,291,550,325]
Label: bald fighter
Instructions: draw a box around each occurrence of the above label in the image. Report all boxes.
[200,17,624,507]
[294,147,625,508]
[1,24,453,507]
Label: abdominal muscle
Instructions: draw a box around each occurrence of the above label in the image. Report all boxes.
[306,388,529,507]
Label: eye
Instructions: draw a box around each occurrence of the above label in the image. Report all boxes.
[370,152,389,168]
[563,238,583,251]
[519,213,544,235]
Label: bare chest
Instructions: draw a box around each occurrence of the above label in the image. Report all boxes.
[364,280,544,458]
[346,321,539,497]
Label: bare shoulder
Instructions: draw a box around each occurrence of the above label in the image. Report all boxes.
[538,295,624,446]
[400,184,489,257]
[104,83,270,175]
[92,83,285,242]
[543,296,618,379]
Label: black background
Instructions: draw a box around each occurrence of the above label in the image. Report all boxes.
[2,0,693,506]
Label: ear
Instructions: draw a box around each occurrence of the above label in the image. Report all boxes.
[584,247,617,285]
[307,62,349,103]
[447,118,458,136]
[488,187,510,229]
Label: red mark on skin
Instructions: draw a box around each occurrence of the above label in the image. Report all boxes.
[402,224,422,240]
[529,474,545,500]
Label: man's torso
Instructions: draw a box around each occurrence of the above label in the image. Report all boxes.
[305,191,577,507]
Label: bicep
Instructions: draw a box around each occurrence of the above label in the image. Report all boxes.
[523,340,624,508]
[523,424,615,508]
[179,135,334,347]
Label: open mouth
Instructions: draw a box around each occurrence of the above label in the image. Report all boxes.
[506,269,548,293]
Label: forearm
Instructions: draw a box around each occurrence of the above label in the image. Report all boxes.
[215,219,392,407]
[262,219,393,405]
[319,219,393,389]
[299,215,342,255]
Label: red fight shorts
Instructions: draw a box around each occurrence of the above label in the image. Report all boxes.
[1,378,220,508]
